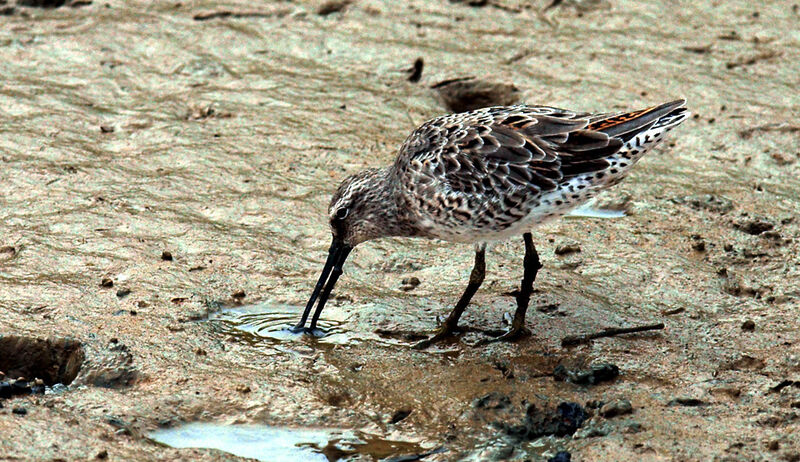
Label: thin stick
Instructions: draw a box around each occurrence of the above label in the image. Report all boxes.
[561,323,665,347]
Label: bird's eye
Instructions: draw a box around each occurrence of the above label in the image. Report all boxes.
[335,207,349,219]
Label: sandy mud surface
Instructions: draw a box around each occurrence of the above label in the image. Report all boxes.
[1,0,799,460]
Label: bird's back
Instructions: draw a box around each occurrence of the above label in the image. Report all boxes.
[393,100,689,242]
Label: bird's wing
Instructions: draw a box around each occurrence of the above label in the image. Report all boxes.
[397,105,622,199]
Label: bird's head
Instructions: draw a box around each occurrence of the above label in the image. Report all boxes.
[327,168,394,247]
[293,168,396,334]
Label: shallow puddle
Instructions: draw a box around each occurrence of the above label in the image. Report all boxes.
[148,423,433,461]
[209,303,355,352]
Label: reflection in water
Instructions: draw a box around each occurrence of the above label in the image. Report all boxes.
[148,423,433,461]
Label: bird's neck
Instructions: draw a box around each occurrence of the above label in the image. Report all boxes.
[361,166,417,240]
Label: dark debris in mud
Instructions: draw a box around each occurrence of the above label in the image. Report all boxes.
[406,57,424,83]
[667,396,707,407]
[734,218,774,235]
[317,0,351,16]
[494,402,588,441]
[672,194,734,214]
[474,392,512,410]
[192,7,291,21]
[0,378,45,399]
[553,363,620,385]
[548,451,572,462]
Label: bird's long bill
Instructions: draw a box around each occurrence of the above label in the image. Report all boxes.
[293,238,352,333]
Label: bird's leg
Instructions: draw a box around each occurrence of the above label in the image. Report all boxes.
[479,232,541,344]
[414,243,486,349]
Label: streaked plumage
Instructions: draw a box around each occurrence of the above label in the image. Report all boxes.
[295,99,689,345]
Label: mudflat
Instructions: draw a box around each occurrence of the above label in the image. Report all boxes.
[1,0,798,460]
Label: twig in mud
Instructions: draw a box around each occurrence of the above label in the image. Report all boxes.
[682,44,712,54]
[193,8,291,21]
[725,49,781,69]
[561,323,665,347]
[738,123,800,139]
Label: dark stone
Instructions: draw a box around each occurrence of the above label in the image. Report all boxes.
[12,406,27,415]
[741,320,756,331]
[161,251,173,261]
[549,451,571,462]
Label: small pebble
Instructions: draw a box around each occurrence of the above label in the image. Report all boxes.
[235,384,251,394]
[96,449,109,459]
[741,320,756,331]
[600,399,633,418]
[12,406,27,415]
[161,251,173,261]
[116,288,131,298]
[99,125,114,133]
[100,277,114,288]
[555,243,581,255]
[573,421,611,439]
[232,290,246,300]
[624,421,643,433]
[400,276,421,291]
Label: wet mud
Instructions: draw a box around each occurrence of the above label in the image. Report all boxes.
[1,0,799,460]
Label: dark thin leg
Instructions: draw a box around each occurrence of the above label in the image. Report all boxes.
[479,232,541,344]
[414,243,486,349]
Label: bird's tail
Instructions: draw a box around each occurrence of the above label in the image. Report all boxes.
[587,99,689,141]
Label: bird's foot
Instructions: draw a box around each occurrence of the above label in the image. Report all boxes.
[413,321,463,350]
[473,312,531,346]
[287,325,328,337]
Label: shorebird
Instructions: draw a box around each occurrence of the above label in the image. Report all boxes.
[293,99,689,348]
